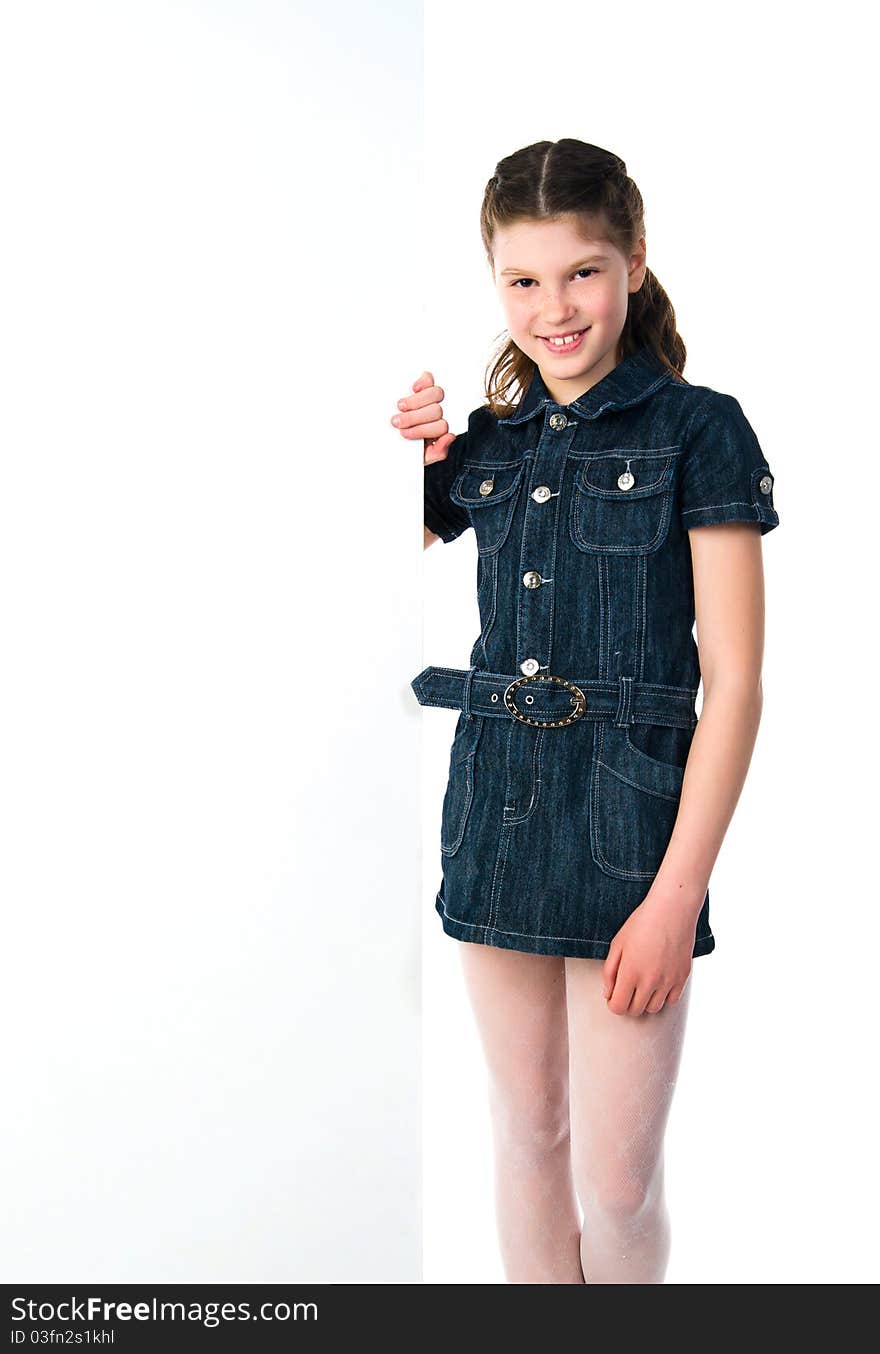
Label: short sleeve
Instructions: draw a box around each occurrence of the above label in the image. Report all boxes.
[423,431,472,543]
[678,391,779,535]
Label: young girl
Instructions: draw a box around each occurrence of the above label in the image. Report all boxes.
[391,138,779,1284]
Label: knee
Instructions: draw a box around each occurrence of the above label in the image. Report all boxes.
[582,1168,658,1223]
[488,1076,570,1158]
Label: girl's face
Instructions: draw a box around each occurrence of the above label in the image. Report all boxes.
[491,214,647,405]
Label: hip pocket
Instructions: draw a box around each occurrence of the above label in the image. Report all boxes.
[440,713,484,856]
[589,719,691,880]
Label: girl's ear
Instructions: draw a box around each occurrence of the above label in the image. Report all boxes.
[628,238,648,291]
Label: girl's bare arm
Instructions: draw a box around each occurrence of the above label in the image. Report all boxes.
[650,521,767,915]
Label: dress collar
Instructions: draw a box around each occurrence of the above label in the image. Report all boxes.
[497,345,674,425]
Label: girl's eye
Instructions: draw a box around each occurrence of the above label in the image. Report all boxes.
[510,268,598,288]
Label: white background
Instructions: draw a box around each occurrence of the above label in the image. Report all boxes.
[421,0,879,1284]
[0,0,423,1283]
[1,0,877,1288]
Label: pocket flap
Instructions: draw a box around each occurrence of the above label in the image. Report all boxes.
[576,451,677,500]
[450,461,525,507]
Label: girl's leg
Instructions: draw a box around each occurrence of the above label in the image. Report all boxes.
[457,942,584,1283]
[564,956,692,1284]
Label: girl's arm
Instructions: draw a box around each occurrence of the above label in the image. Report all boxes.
[650,521,766,911]
[603,520,768,1013]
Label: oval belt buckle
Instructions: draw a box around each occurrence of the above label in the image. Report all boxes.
[503,673,587,728]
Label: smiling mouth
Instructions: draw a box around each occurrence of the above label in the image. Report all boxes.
[538,326,590,349]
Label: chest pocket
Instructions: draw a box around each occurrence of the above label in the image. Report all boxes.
[450,462,526,555]
[569,451,679,554]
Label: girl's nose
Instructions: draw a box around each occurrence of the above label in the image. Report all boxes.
[541,292,576,316]
[541,307,579,325]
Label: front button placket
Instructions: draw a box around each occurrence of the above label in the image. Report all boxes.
[499,405,579,835]
[516,407,579,676]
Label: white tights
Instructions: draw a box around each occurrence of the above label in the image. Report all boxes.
[457,943,692,1284]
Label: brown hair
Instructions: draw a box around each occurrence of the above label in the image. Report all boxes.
[479,139,688,417]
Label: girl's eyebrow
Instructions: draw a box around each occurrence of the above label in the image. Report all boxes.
[500,254,610,276]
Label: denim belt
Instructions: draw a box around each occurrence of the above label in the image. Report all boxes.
[411,665,699,730]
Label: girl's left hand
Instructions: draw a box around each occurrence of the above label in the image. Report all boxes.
[602,893,698,1016]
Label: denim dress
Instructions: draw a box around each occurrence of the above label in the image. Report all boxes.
[411,345,779,959]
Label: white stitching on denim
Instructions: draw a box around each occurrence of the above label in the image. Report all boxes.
[637,555,647,682]
[435,896,715,950]
[450,463,525,508]
[461,666,475,717]
[613,674,630,726]
[681,501,756,515]
[457,459,531,470]
[414,669,699,703]
[625,724,690,777]
[596,757,682,801]
[640,714,696,725]
[439,752,475,855]
[571,485,674,552]
[547,432,565,668]
[437,894,613,947]
[569,444,682,460]
[589,721,679,879]
[476,552,499,668]
[439,721,482,855]
[598,556,608,678]
[416,696,695,723]
[579,455,676,494]
[486,820,512,939]
[503,728,546,826]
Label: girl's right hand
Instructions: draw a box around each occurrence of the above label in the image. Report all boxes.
[391,371,457,465]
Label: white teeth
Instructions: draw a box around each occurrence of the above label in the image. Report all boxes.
[546,330,584,346]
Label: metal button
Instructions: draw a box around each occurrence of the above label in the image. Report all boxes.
[522,570,542,589]
[548,412,568,430]
[520,658,540,676]
[759,474,773,495]
[532,485,552,503]
[478,478,495,496]
[617,470,635,491]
